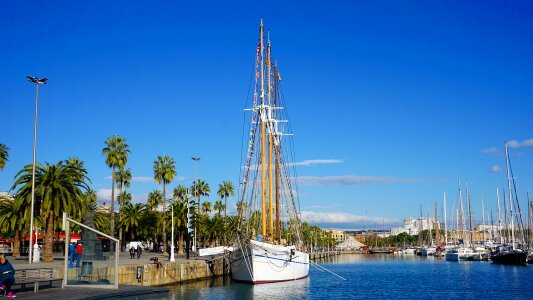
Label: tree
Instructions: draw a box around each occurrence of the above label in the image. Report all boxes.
[0,199,24,257]
[0,144,8,170]
[168,200,188,255]
[120,203,146,241]
[153,154,176,254]
[173,184,188,202]
[102,135,129,237]
[214,200,224,217]
[217,181,234,218]
[191,179,210,216]
[202,201,212,216]
[115,167,132,249]
[147,189,163,211]
[11,161,89,262]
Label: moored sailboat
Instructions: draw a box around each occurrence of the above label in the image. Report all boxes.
[229,20,309,283]
[490,142,528,265]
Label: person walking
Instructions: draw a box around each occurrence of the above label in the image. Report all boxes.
[136,245,142,259]
[68,242,76,268]
[0,254,16,298]
[75,242,83,268]
[129,246,135,259]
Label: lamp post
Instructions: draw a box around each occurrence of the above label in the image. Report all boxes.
[26,75,47,264]
[167,198,175,262]
[191,157,200,254]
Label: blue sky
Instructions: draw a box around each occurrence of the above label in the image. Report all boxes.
[1,1,532,229]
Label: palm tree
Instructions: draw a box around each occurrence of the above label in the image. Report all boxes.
[147,189,163,211]
[102,135,129,237]
[202,201,212,216]
[217,181,234,218]
[0,199,24,257]
[11,161,89,262]
[173,184,188,202]
[153,154,176,254]
[191,179,210,216]
[115,167,132,249]
[120,203,146,241]
[168,200,188,255]
[203,215,224,247]
[0,144,9,170]
[214,200,224,217]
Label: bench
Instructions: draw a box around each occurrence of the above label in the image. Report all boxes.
[13,268,62,293]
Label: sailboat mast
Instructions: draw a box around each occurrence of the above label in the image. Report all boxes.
[505,141,516,250]
[267,34,274,238]
[435,202,440,245]
[275,148,281,242]
[260,20,267,238]
[482,198,486,242]
[444,193,448,245]
[458,179,465,241]
[428,213,432,246]
[467,184,473,245]
[497,187,502,244]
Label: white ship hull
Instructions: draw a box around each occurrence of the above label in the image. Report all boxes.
[230,240,309,284]
[445,247,474,261]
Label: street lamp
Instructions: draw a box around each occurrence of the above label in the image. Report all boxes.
[191,157,200,180]
[191,157,200,254]
[26,75,47,263]
[166,198,175,262]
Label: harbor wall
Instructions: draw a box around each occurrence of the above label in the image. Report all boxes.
[53,258,227,286]
[53,251,341,286]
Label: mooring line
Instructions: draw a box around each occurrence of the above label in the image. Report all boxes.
[309,260,347,281]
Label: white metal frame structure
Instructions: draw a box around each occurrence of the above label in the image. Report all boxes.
[62,214,119,289]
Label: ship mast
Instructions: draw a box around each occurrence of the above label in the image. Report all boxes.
[260,20,267,238]
[443,192,448,245]
[267,32,274,239]
[505,141,515,250]
[434,201,440,245]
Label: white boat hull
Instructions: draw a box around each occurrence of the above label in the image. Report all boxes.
[445,248,474,261]
[230,240,309,284]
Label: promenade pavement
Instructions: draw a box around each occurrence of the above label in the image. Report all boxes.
[7,251,197,298]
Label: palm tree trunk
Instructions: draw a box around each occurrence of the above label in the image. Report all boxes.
[118,186,123,252]
[110,167,116,238]
[162,184,167,254]
[43,212,54,263]
[197,193,201,246]
[178,232,184,255]
[12,229,21,258]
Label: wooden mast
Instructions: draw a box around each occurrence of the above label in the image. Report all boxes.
[260,20,267,238]
[273,64,281,243]
[268,34,274,238]
[434,201,440,245]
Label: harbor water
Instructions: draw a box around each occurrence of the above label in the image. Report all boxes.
[167,254,533,299]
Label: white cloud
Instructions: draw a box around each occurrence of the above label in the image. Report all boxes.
[301,211,399,225]
[132,177,154,183]
[96,189,112,201]
[481,147,500,154]
[508,138,533,148]
[96,188,147,205]
[489,165,503,173]
[288,159,343,167]
[297,175,443,186]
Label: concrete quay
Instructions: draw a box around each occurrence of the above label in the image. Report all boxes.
[7,251,225,298]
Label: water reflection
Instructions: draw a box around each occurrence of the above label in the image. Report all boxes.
[166,254,533,300]
[169,276,310,300]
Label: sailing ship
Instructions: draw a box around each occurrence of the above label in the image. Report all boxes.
[490,142,528,265]
[229,20,309,283]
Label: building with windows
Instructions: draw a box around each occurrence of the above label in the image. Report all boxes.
[324,229,347,243]
[390,217,434,236]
